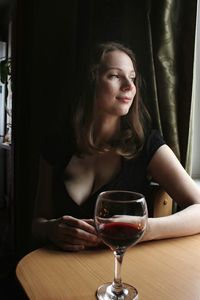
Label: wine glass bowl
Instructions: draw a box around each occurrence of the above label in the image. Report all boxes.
[94,190,148,300]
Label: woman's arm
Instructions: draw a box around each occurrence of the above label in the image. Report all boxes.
[32,157,100,251]
[142,144,200,241]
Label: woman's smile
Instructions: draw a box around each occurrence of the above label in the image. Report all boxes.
[116,96,133,103]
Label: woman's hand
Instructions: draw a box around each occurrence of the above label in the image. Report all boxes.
[46,216,102,251]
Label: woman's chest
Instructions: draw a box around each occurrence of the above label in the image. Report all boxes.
[63,152,122,205]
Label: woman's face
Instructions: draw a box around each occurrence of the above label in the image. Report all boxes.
[95,50,136,118]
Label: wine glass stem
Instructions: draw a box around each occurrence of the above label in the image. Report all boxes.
[112,251,125,295]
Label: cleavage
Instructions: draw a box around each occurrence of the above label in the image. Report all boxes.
[63,152,121,205]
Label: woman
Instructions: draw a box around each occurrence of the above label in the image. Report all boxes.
[32,41,200,251]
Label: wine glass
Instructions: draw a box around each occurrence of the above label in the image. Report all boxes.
[94,190,148,300]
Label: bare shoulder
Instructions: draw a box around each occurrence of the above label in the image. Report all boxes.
[148,144,189,173]
[148,145,200,206]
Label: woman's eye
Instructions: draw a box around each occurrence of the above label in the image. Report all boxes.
[130,77,136,82]
[109,74,119,78]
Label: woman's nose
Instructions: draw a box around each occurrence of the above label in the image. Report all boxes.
[121,78,133,91]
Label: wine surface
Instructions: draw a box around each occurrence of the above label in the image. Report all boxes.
[98,222,144,249]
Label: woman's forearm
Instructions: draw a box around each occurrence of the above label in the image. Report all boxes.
[142,204,200,242]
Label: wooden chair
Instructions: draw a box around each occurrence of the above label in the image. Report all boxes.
[147,182,173,217]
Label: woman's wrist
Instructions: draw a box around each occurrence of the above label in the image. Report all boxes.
[142,213,187,242]
[141,217,161,242]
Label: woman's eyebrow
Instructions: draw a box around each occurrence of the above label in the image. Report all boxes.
[105,67,136,75]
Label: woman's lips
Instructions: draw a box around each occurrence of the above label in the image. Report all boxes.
[116,96,132,103]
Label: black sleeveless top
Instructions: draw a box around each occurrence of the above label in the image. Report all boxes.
[42,129,165,219]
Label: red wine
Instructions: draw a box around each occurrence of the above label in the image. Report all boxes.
[98,222,144,249]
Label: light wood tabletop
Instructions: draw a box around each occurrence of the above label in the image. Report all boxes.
[16,234,200,300]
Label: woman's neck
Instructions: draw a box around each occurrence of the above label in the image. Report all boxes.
[94,115,120,145]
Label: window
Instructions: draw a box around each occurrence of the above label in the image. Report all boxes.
[0,41,6,144]
[191,0,200,183]
[0,22,12,147]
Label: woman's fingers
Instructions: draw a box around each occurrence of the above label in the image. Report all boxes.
[61,216,96,234]
[62,244,85,252]
[83,218,95,227]
[54,239,85,252]
[54,233,99,252]
[47,216,101,251]
[58,223,98,242]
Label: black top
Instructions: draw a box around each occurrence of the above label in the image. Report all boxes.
[42,130,165,219]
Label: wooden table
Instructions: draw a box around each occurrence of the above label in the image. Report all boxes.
[16,235,200,300]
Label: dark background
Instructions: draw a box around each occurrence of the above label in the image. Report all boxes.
[11,0,155,258]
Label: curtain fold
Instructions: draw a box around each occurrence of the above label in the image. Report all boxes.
[147,0,197,168]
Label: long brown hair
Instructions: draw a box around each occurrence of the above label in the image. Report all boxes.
[72,41,151,159]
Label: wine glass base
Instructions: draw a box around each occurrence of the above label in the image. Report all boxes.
[96,282,138,300]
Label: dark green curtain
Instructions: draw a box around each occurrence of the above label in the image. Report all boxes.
[147,0,197,169]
